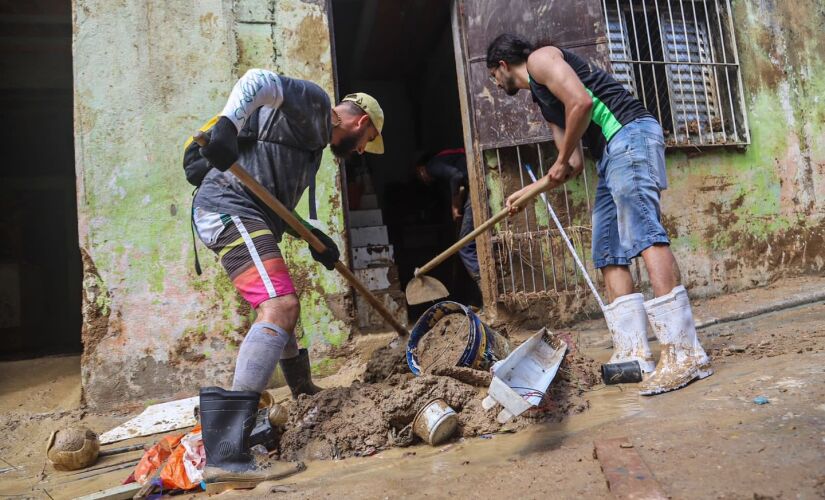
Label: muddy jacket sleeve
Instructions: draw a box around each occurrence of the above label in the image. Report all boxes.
[219,69,285,133]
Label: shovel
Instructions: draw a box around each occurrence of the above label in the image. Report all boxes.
[193,133,409,338]
[405,181,547,305]
[522,165,652,374]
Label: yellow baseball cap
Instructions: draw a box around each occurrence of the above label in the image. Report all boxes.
[343,92,385,154]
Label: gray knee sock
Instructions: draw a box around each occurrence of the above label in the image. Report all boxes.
[281,331,299,360]
[232,322,291,393]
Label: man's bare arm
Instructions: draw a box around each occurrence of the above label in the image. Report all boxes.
[527,47,592,168]
[549,123,585,178]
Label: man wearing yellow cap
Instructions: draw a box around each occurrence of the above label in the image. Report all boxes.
[185,69,384,492]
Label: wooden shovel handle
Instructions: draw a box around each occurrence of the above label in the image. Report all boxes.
[194,132,409,337]
[415,180,548,277]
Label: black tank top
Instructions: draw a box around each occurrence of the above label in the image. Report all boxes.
[529,48,652,159]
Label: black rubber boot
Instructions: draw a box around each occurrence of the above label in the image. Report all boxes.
[280,348,322,399]
[199,387,304,493]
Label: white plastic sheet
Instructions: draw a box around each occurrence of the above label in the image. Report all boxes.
[99,396,198,444]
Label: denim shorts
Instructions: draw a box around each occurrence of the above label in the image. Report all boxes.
[592,116,670,269]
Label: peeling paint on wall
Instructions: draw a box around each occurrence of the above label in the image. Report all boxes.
[658,0,825,295]
[234,0,352,359]
[72,0,353,407]
[74,0,355,407]
[73,0,240,407]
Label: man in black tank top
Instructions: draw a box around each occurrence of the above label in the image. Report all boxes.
[485,34,712,396]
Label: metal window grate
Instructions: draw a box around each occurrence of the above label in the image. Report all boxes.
[603,0,750,147]
[486,143,607,306]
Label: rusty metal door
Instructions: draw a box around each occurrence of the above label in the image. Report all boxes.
[451,0,609,316]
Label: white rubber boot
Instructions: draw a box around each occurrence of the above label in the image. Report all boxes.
[603,293,656,373]
[639,285,713,396]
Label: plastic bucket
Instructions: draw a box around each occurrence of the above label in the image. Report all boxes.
[412,398,458,445]
[406,301,511,375]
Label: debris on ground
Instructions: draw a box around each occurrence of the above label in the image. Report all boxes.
[362,344,408,383]
[132,425,204,492]
[46,427,100,471]
[99,396,198,444]
[278,330,601,460]
[484,329,567,423]
[753,396,770,405]
[412,398,458,445]
[430,365,492,387]
[523,332,601,422]
[279,374,484,460]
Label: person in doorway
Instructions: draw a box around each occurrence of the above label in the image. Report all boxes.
[414,148,481,291]
[485,34,712,396]
[183,69,384,490]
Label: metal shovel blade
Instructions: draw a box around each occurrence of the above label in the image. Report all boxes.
[405,275,449,305]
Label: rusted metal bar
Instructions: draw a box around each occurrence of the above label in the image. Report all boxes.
[496,149,517,295]
[701,0,728,142]
[516,146,538,293]
[626,0,649,107]
[677,0,704,142]
[639,0,664,124]
[689,0,713,144]
[651,0,679,140]
[537,147,560,292]
[539,155,568,291]
[725,0,751,143]
[713,0,739,141]
[665,0,690,141]
[491,227,593,244]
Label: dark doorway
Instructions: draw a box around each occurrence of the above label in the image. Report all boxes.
[0,1,82,357]
[331,0,480,326]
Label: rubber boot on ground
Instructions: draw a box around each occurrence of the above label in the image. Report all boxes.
[603,293,656,373]
[280,348,321,399]
[200,387,305,494]
[639,286,713,396]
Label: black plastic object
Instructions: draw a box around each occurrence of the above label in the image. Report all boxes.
[199,387,259,470]
[601,361,643,385]
[249,408,278,450]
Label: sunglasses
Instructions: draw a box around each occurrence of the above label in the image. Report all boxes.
[488,67,498,86]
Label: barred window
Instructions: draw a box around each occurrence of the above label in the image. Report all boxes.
[603,0,750,147]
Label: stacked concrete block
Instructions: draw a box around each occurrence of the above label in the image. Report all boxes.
[349,202,407,331]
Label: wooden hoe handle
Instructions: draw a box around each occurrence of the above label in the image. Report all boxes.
[415,180,548,277]
[194,132,409,337]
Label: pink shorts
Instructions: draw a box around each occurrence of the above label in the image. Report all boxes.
[194,210,296,308]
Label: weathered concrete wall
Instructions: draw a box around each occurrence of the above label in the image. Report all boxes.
[73,0,349,408]
[662,0,825,296]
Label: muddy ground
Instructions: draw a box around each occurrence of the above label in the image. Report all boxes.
[241,298,825,499]
[280,328,600,461]
[1,277,824,499]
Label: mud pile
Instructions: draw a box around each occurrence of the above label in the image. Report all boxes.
[362,344,408,383]
[279,374,497,460]
[279,332,600,460]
